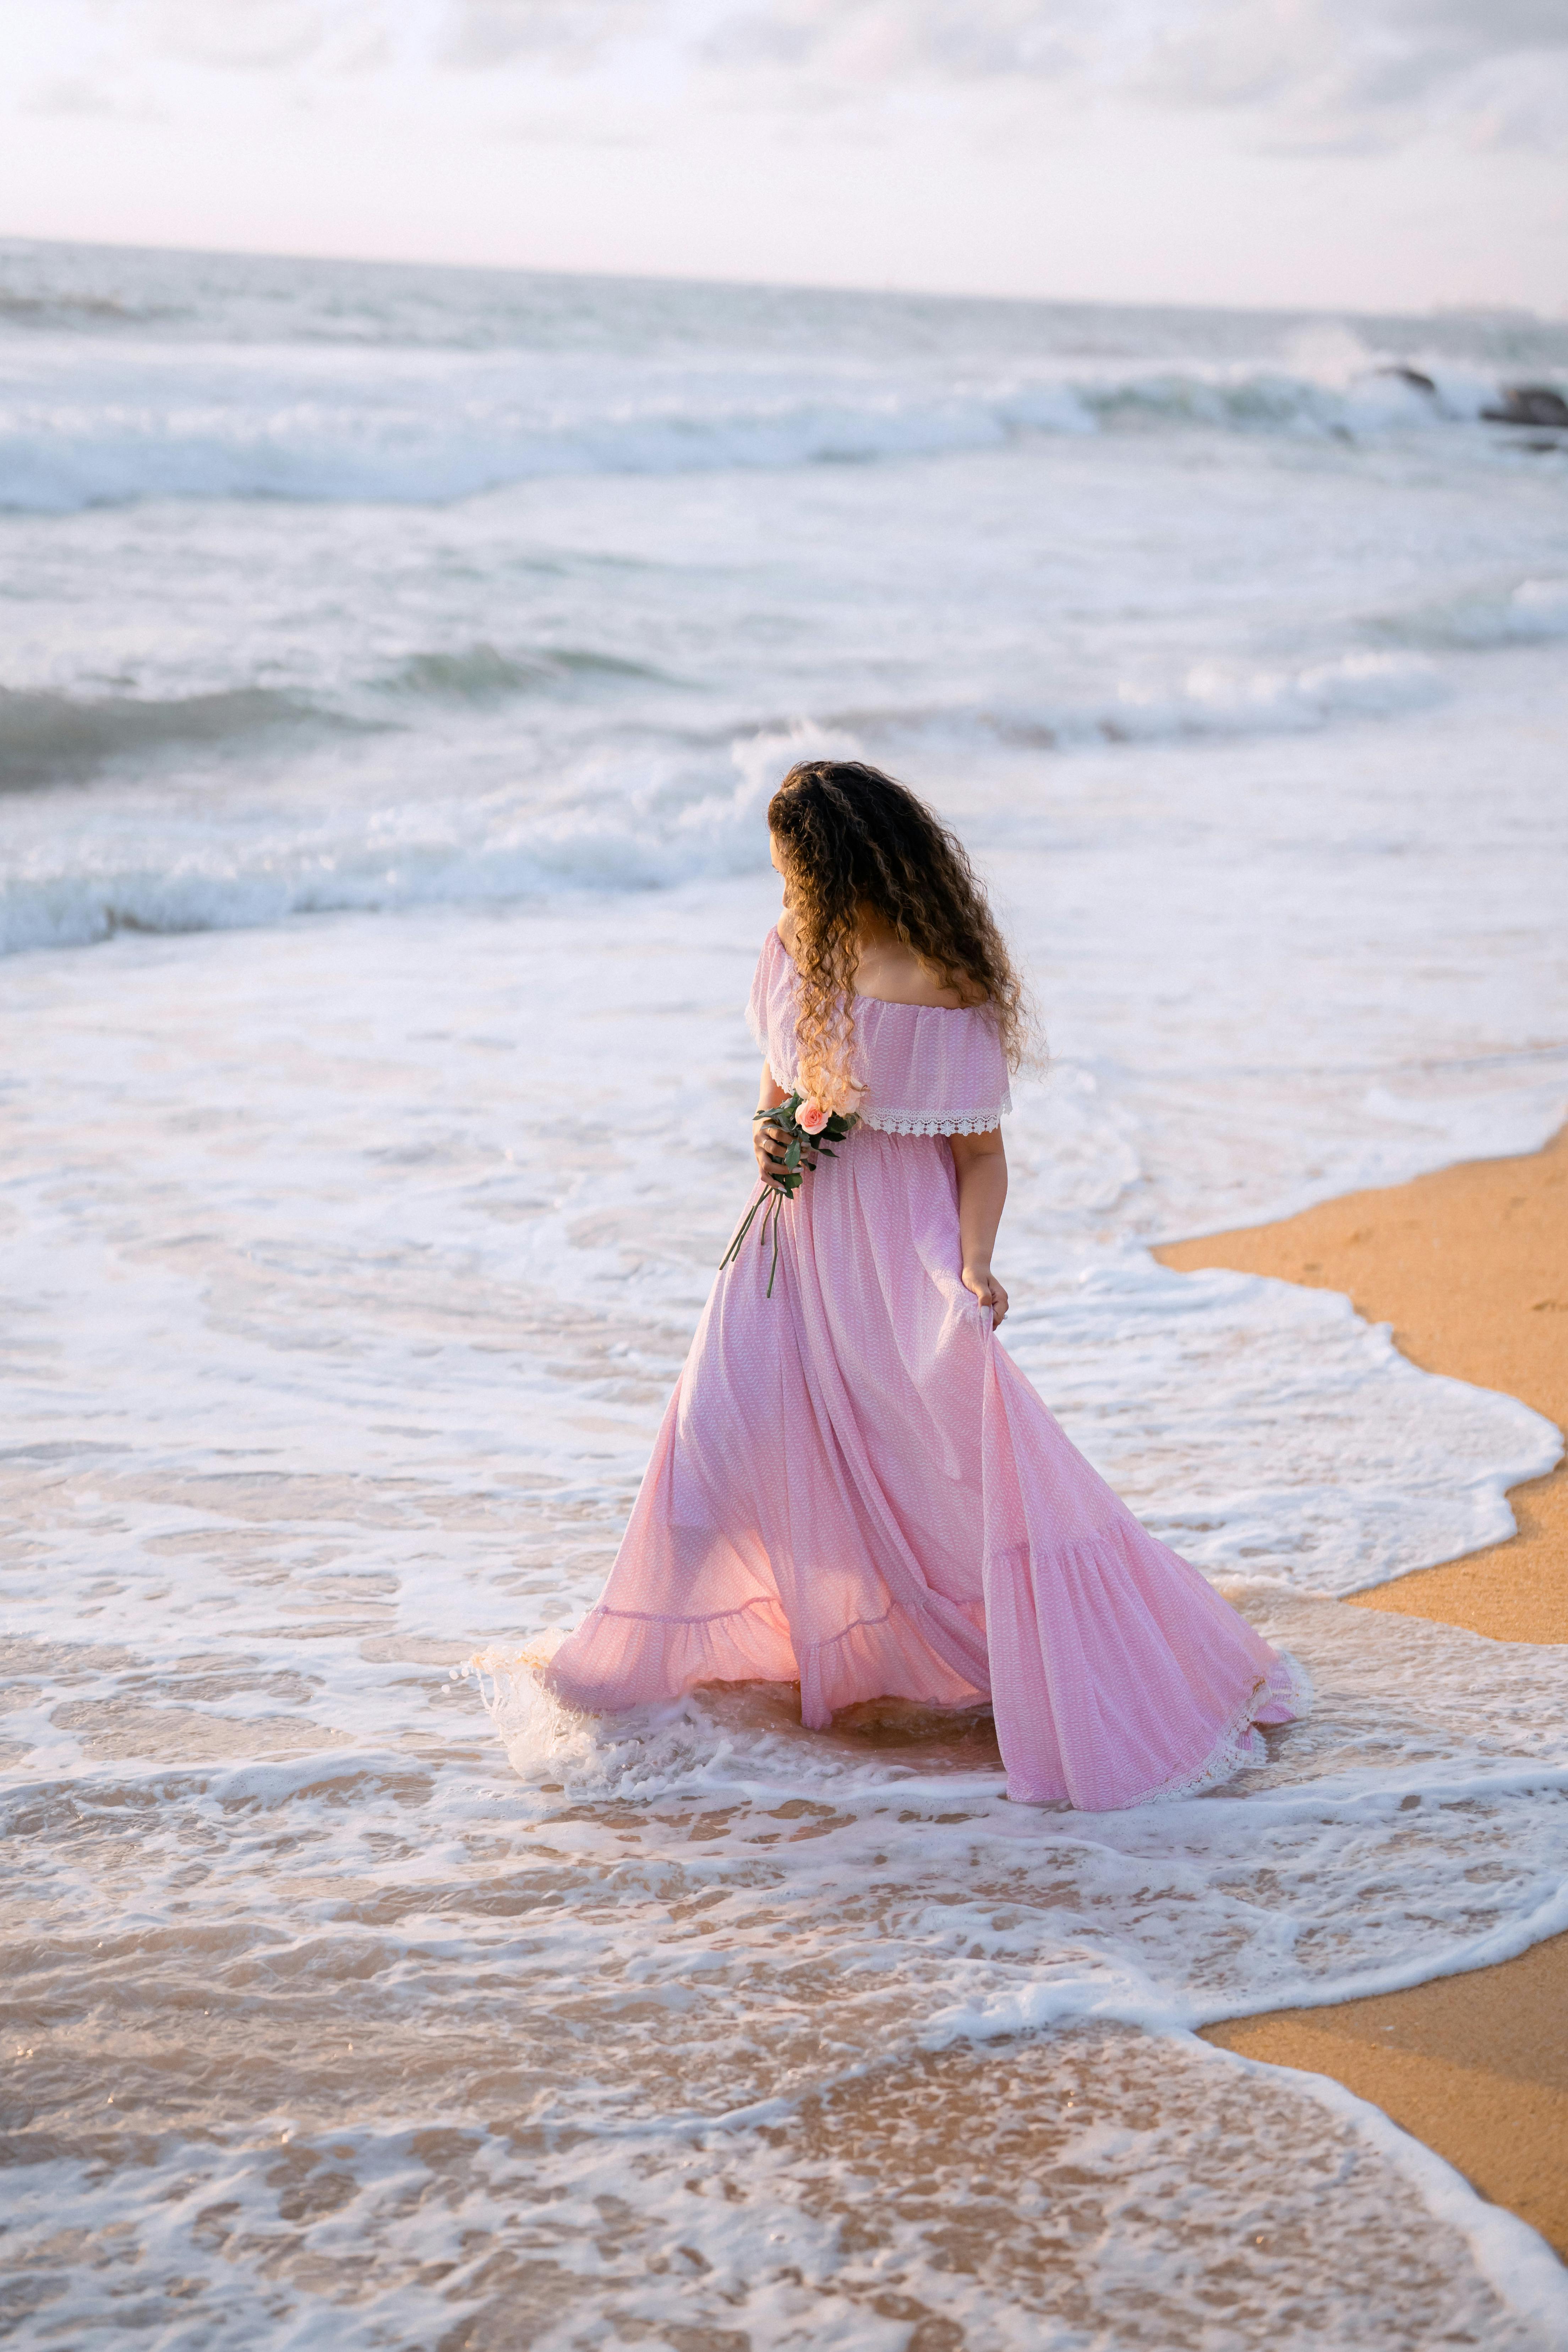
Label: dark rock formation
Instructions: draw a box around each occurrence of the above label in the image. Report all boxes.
[1481,384,1568,429]
[1376,365,1438,396]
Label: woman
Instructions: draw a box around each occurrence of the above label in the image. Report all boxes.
[545,759,1308,1809]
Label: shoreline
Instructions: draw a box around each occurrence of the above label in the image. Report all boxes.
[1155,1123,1568,2255]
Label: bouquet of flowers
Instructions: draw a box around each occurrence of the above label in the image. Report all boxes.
[720,1089,859,1297]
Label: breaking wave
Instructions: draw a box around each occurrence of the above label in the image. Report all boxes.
[380,642,677,700]
[979,649,1443,748]
[0,642,683,786]
[1,639,1444,804]
[0,684,359,787]
[0,790,762,957]
[2,359,1556,516]
[1379,575,1568,651]
[0,645,1447,955]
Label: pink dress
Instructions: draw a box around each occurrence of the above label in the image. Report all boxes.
[546,928,1309,1810]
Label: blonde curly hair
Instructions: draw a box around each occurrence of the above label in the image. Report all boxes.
[767,759,1033,1111]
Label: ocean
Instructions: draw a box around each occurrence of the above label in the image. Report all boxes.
[4,238,1568,2348]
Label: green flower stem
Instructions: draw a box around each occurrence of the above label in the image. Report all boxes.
[718,1094,859,1294]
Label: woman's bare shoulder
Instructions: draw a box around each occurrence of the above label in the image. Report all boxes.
[775,914,986,1010]
[852,938,984,1010]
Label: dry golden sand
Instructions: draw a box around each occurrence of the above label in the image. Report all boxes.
[1155,1125,1568,2256]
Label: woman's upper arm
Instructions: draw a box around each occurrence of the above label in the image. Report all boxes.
[949,1126,1006,1167]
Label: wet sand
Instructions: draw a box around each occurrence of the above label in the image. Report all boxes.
[1156,1125,1568,2255]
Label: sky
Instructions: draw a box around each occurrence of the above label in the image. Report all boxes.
[2,0,1565,312]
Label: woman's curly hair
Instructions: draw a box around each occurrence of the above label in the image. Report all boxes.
[767,759,1034,1110]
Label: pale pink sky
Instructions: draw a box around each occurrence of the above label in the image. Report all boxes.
[4,1,1565,312]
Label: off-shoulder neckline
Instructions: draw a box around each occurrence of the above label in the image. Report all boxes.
[768,924,990,1016]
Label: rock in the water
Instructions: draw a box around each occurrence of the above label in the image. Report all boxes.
[1376,364,1438,396]
[1481,383,1568,429]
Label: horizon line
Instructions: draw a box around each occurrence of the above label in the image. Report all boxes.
[2,227,1555,332]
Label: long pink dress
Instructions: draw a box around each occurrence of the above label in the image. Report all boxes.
[546,928,1309,1810]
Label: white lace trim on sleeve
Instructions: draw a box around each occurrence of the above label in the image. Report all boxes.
[861,1098,1011,1136]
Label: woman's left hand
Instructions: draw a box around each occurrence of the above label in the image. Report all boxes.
[962,1265,1008,1327]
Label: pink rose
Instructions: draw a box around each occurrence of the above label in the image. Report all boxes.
[797,1099,830,1134]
